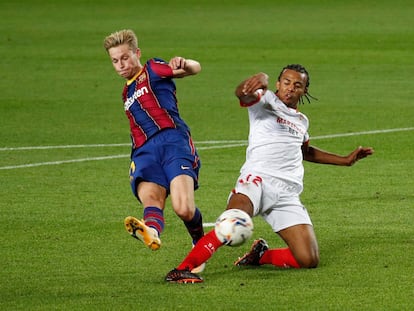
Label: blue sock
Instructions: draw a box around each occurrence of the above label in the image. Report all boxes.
[143,206,164,236]
[184,207,204,244]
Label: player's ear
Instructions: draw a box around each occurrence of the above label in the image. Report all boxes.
[135,48,141,57]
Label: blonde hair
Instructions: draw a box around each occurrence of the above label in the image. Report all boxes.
[103,29,138,52]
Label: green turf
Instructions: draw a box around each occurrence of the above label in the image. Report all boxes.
[1,0,413,310]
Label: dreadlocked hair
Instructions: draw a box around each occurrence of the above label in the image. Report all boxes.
[277,64,318,104]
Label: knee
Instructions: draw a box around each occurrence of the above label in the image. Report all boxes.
[227,193,254,216]
[171,194,195,221]
[297,251,320,269]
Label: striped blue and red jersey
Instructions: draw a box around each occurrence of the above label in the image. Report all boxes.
[121,58,190,149]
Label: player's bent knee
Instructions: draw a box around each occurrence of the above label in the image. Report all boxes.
[294,247,319,268]
[298,253,319,268]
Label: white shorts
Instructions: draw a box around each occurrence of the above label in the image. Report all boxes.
[229,172,312,232]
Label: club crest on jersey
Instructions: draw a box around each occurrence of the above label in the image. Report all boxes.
[137,73,147,84]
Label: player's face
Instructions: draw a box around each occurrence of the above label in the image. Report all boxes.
[276,69,308,108]
[108,44,141,80]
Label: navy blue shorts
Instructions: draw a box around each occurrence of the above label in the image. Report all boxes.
[129,129,201,199]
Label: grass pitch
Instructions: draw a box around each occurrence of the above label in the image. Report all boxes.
[1,0,413,310]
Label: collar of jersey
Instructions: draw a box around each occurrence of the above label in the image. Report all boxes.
[127,68,144,86]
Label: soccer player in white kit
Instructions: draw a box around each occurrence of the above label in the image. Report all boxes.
[165,64,374,283]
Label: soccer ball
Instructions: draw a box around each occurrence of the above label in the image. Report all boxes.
[214,209,253,247]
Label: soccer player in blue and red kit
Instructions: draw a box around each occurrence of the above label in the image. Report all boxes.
[104,29,205,272]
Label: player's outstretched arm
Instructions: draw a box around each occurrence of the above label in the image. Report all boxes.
[303,144,374,166]
[169,57,201,78]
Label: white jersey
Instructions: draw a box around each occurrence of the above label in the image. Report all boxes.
[240,90,309,191]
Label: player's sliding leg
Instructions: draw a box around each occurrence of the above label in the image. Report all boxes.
[165,229,224,282]
[165,268,203,284]
[178,229,223,271]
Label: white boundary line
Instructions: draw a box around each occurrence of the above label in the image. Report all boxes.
[0,127,413,170]
[310,127,414,140]
[0,143,130,151]
[0,155,128,170]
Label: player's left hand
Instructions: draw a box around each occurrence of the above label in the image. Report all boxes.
[169,56,186,70]
[346,146,374,166]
